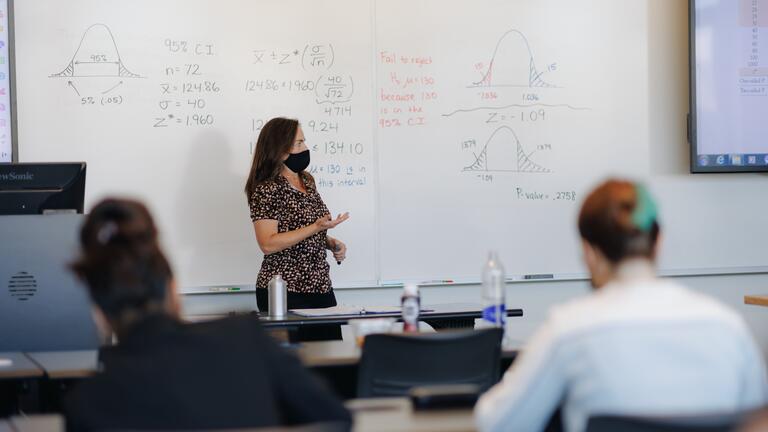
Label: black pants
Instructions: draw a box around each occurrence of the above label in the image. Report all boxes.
[256,289,342,342]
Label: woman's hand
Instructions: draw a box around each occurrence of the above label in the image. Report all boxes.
[314,212,349,232]
[327,237,347,263]
[254,212,349,255]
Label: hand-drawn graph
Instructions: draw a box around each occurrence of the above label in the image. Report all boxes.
[470,29,556,89]
[463,126,551,173]
[51,24,141,78]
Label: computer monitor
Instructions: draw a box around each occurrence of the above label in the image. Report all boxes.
[0,162,86,215]
[0,214,100,351]
[690,0,768,173]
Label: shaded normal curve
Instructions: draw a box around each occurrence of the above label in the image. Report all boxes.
[463,125,551,173]
[472,29,555,88]
[51,23,141,78]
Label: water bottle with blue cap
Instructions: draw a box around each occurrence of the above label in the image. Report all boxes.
[480,251,506,332]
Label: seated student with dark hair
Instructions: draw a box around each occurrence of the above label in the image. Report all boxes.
[65,198,351,431]
[475,179,767,432]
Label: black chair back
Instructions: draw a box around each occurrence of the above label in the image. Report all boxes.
[586,413,744,432]
[356,328,503,398]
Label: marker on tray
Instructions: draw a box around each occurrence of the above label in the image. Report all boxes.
[523,274,554,280]
[210,287,242,293]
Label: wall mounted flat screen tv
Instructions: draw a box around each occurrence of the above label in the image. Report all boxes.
[690,0,768,173]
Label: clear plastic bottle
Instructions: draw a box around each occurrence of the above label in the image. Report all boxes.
[480,251,506,330]
[401,283,420,333]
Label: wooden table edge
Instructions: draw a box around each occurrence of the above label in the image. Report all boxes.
[745,295,768,307]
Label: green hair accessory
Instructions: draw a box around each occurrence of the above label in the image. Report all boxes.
[632,184,658,232]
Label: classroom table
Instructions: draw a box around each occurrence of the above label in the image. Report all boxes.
[12,333,522,406]
[256,303,524,330]
[11,304,526,409]
[16,338,521,380]
[24,351,98,380]
[0,353,45,416]
[0,353,44,380]
[6,415,63,432]
[295,338,522,368]
[1,400,475,432]
[744,295,768,307]
[349,397,476,432]
[187,303,524,343]
[293,337,520,400]
[19,351,98,413]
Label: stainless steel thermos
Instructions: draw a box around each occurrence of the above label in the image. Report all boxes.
[267,274,287,318]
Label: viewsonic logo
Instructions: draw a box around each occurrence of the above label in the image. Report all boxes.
[0,171,34,181]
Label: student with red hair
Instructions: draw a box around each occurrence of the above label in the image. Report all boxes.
[475,179,767,432]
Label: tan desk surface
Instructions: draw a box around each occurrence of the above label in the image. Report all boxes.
[0,352,44,380]
[19,343,358,379]
[0,401,471,432]
[297,340,362,367]
[9,416,64,432]
[745,295,768,307]
[297,338,522,368]
[16,336,518,380]
[349,398,475,432]
[25,350,98,379]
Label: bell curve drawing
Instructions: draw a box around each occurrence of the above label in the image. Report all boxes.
[463,126,551,174]
[470,29,556,89]
[50,24,142,79]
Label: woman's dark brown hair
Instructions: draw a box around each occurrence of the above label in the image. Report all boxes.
[70,198,173,326]
[578,179,660,264]
[244,117,313,199]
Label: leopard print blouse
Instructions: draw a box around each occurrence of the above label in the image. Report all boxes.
[249,174,332,294]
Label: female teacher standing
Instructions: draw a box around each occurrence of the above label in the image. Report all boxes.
[245,117,349,327]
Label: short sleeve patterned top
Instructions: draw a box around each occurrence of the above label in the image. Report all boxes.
[249,174,332,294]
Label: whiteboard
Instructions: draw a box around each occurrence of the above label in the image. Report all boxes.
[15,0,377,290]
[13,0,768,290]
[375,0,650,282]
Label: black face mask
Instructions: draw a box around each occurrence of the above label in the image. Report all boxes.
[284,150,310,173]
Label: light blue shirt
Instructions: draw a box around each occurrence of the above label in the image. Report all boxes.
[475,265,768,432]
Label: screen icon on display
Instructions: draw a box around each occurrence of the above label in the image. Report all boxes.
[731,155,743,165]
[716,155,727,165]
[698,155,710,166]
[747,155,757,165]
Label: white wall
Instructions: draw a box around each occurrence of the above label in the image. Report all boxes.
[181,0,768,356]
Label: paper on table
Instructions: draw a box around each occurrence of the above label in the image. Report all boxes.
[291,305,402,317]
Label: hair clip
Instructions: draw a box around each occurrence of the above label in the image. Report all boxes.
[632,184,658,232]
[97,221,119,245]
